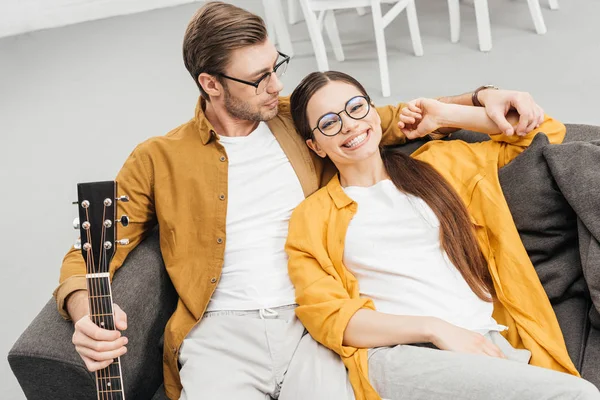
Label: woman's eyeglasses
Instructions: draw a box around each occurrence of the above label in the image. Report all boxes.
[219,51,290,95]
[312,95,371,137]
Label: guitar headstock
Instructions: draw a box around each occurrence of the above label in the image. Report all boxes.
[73,181,129,274]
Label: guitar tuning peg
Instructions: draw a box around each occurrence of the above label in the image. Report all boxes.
[72,201,78,205]
[117,215,130,227]
[74,238,81,250]
[73,218,80,230]
[116,195,129,202]
[117,238,130,246]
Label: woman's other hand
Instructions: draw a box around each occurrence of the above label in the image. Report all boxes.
[429,318,507,359]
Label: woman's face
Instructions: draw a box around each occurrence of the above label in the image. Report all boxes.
[305,81,382,167]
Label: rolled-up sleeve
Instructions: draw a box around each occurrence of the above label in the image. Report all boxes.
[286,206,375,357]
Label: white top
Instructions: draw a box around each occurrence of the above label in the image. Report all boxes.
[343,179,505,334]
[206,122,304,311]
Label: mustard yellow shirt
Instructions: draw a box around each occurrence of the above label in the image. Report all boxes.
[285,116,577,400]
[53,96,407,399]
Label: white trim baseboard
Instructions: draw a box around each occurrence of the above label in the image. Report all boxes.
[0,0,202,38]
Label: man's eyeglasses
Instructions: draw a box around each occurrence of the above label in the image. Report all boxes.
[219,51,290,95]
[312,96,371,137]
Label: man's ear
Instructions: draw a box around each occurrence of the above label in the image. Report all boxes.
[306,138,327,158]
[198,73,222,98]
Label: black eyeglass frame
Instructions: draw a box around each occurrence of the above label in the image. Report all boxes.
[311,95,372,137]
[219,51,290,94]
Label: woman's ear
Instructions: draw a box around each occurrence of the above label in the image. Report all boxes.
[306,138,327,158]
[198,73,222,98]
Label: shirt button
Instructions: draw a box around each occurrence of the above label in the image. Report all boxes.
[210,277,217,284]
[219,156,226,162]
[217,237,223,244]
[219,194,225,200]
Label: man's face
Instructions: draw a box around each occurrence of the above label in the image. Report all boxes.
[221,40,284,122]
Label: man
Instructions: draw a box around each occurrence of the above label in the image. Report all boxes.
[55,1,547,399]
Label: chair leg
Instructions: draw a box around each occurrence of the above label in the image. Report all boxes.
[527,0,547,34]
[288,0,302,24]
[264,0,295,56]
[448,0,460,43]
[324,11,345,62]
[299,0,329,71]
[548,0,559,10]
[356,7,368,16]
[473,0,492,52]
[406,0,424,56]
[263,1,278,45]
[370,0,391,97]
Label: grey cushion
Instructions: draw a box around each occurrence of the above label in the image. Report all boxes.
[498,133,584,301]
[563,124,600,143]
[152,384,169,400]
[497,133,589,368]
[582,326,600,389]
[552,296,592,372]
[544,140,600,316]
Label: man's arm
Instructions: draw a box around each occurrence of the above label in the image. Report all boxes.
[54,143,157,372]
[54,144,157,319]
[437,91,475,107]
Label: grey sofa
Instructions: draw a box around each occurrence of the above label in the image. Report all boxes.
[9,124,600,400]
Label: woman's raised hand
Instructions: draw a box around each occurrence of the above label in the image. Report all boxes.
[398,98,446,140]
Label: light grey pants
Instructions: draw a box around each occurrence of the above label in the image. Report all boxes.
[178,305,355,400]
[369,331,600,400]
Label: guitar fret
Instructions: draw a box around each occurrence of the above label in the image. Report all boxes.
[90,313,114,317]
[97,376,122,380]
[89,295,112,298]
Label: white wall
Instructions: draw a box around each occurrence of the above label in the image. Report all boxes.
[0,0,201,38]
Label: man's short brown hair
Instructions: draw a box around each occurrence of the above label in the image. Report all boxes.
[183,1,268,99]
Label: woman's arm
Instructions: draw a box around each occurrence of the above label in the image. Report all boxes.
[401,99,566,166]
[345,309,506,359]
[436,103,520,136]
[286,203,376,358]
[399,99,520,138]
[343,309,435,347]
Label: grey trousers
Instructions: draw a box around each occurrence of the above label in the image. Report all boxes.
[369,331,600,400]
[178,305,354,400]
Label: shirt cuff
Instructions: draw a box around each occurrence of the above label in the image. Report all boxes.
[333,298,375,358]
[53,275,87,320]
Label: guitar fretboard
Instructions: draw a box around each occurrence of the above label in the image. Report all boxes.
[88,276,117,330]
[87,275,125,399]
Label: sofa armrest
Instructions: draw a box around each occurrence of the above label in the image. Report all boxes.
[8,229,178,399]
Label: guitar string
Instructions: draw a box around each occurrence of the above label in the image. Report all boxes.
[98,204,112,400]
[101,204,115,400]
[85,240,102,400]
[84,208,105,400]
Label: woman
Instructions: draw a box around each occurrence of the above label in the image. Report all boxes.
[285,71,600,400]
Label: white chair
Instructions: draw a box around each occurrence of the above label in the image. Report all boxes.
[299,0,424,97]
[288,1,370,24]
[263,0,295,56]
[447,0,550,53]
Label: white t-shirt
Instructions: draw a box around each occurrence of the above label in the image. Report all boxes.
[206,122,305,311]
[343,179,505,334]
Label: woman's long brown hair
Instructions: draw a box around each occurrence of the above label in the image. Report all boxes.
[290,71,494,302]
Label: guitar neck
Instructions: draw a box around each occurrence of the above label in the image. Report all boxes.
[87,275,125,399]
